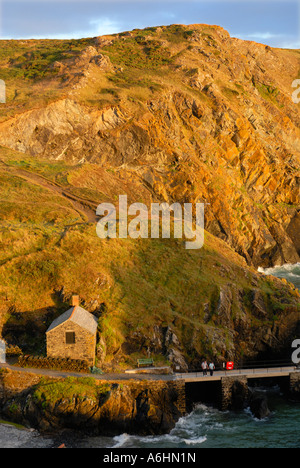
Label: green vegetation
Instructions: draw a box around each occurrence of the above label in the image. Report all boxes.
[3,157,73,184]
[0,144,298,363]
[0,418,26,430]
[252,78,281,107]
[32,377,111,407]
[0,37,94,119]
[0,25,299,368]
[103,35,174,70]
[221,86,240,100]
[0,38,93,81]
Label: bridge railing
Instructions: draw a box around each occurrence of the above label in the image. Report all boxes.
[174,359,299,379]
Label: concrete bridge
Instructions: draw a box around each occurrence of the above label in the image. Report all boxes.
[174,365,300,412]
[174,365,297,382]
[1,361,300,414]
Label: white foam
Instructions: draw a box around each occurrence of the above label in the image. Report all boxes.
[111,433,131,448]
[184,436,207,445]
[258,263,300,275]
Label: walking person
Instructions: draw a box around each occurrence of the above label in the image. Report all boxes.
[201,359,208,376]
[209,361,215,376]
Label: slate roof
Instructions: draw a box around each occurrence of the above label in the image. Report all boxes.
[46,306,98,335]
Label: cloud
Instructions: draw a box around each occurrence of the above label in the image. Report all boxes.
[243,32,286,40]
[280,40,300,49]
[1,0,299,46]
[88,18,123,36]
[233,31,300,48]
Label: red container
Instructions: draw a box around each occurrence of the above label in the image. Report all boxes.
[226,361,234,370]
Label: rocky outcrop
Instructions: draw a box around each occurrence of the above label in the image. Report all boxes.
[221,376,271,419]
[105,272,300,369]
[249,392,271,420]
[120,326,189,372]
[0,25,299,374]
[0,368,186,435]
[164,327,189,373]
[0,25,299,267]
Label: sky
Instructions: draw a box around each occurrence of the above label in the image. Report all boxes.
[0,0,299,49]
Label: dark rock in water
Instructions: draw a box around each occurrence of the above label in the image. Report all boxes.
[249,393,271,420]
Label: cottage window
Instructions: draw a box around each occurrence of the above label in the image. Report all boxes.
[66,332,75,344]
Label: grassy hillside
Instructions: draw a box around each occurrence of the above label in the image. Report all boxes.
[0,24,299,371]
[0,25,299,270]
[0,145,299,371]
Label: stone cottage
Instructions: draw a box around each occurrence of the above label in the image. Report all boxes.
[46,296,98,366]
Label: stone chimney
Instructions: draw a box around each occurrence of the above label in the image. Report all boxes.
[71,295,80,307]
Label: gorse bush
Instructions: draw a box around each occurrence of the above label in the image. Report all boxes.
[4,38,93,80]
[103,36,174,70]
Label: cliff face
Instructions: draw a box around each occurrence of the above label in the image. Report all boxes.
[0,25,299,371]
[0,25,299,267]
[0,369,186,435]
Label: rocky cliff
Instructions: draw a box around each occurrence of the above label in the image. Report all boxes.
[0,368,186,435]
[0,24,299,267]
[0,25,299,371]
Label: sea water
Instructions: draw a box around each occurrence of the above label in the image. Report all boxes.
[258,262,300,289]
[1,395,300,448]
[1,263,300,448]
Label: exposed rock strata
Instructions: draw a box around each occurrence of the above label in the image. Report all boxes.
[0,368,186,435]
[0,25,299,266]
[0,25,299,373]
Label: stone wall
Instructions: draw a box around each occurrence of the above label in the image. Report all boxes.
[220,376,249,411]
[170,380,187,416]
[289,372,300,400]
[46,321,96,366]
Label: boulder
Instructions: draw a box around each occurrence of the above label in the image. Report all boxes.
[249,392,271,420]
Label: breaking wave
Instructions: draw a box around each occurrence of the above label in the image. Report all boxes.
[258,263,300,289]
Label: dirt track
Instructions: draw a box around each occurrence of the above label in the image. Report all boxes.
[0,159,98,223]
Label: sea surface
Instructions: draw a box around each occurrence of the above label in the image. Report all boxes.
[1,263,300,449]
[258,262,300,290]
[1,393,300,449]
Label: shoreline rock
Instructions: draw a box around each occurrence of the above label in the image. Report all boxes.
[249,392,271,420]
[0,368,186,436]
